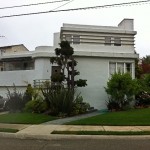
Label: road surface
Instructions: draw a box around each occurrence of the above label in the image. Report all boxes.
[0,136,150,150]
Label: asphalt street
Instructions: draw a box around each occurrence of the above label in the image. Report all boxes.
[0,136,150,150]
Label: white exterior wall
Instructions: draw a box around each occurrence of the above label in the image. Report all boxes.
[75,57,108,109]
[71,44,135,53]
[0,70,35,86]
[0,70,35,97]
[53,32,60,46]
[75,56,135,109]
[118,19,134,30]
[34,58,52,80]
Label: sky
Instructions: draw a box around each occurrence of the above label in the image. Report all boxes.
[0,0,150,57]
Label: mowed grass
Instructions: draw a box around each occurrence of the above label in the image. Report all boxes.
[0,128,18,133]
[0,112,57,124]
[66,108,150,126]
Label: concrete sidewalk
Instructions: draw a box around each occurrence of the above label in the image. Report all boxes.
[0,123,150,140]
[1,123,150,136]
[16,125,150,136]
[43,111,101,125]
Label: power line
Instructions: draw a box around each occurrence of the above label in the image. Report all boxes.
[51,0,74,11]
[0,0,150,18]
[0,0,70,10]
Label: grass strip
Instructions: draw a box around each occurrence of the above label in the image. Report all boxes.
[65,108,150,126]
[0,128,19,133]
[0,112,57,124]
[52,130,150,135]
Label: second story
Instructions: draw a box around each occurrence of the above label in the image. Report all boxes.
[59,19,136,54]
[0,44,29,55]
[0,44,33,72]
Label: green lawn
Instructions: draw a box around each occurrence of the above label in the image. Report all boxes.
[0,112,57,124]
[66,108,150,126]
[0,128,18,133]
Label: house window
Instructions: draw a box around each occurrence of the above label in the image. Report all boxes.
[65,35,72,43]
[0,62,3,71]
[125,63,132,73]
[109,63,116,75]
[73,35,80,44]
[105,36,111,45]
[109,62,132,77]
[117,63,124,74]
[1,60,34,71]
[64,35,80,44]
[114,37,121,46]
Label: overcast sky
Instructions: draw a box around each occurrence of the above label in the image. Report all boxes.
[0,0,150,57]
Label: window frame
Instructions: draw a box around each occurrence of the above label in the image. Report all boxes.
[109,62,133,78]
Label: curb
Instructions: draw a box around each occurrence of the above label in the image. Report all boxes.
[1,132,150,140]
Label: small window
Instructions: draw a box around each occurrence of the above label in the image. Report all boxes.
[65,35,72,43]
[105,37,111,45]
[73,35,80,44]
[51,66,61,76]
[114,37,121,46]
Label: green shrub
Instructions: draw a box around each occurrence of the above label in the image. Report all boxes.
[25,98,48,113]
[75,79,87,87]
[105,73,138,110]
[6,86,24,112]
[106,99,120,111]
[23,84,33,105]
[41,84,74,116]
[41,81,90,116]
[136,91,150,107]
[135,74,150,107]
[51,74,64,83]
[72,96,90,115]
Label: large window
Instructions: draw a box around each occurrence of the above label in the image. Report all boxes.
[109,62,132,77]
[0,60,34,71]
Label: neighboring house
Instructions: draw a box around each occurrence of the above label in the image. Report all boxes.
[0,19,139,110]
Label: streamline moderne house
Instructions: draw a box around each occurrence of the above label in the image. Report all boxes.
[0,19,139,109]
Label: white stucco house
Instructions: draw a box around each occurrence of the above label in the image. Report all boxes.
[0,18,139,110]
